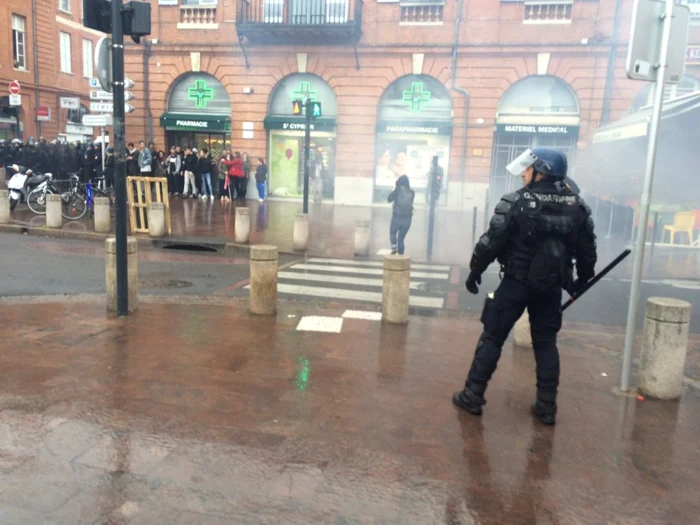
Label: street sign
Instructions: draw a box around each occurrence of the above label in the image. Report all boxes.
[9,80,20,95]
[626,0,690,83]
[90,101,135,113]
[89,89,134,101]
[9,94,21,106]
[82,114,113,127]
[89,78,101,88]
[60,97,80,109]
[95,37,113,92]
[124,78,135,89]
[36,107,51,122]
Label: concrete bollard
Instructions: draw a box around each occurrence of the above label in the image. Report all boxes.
[249,245,278,315]
[105,237,139,313]
[148,202,166,237]
[382,255,411,324]
[293,213,309,251]
[639,297,692,400]
[235,207,251,244]
[93,197,111,233]
[513,313,532,347]
[354,220,371,257]
[46,194,63,228]
[0,190,10,224]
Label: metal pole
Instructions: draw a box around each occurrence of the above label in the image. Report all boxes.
[650,210,659,258]
[302,102,311,214]
[471,206,477,246]
[101,126,106,190]
[620,0,675,391]
[111,0,129,316]
[427,156,438,259]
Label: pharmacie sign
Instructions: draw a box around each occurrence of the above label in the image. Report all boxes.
[264,116,336,132]
[160,113,231,132]
[377,121,453,135]
[496,124,579,136]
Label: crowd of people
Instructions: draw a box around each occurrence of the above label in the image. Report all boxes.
[0,137,269,203]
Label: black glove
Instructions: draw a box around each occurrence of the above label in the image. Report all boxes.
[465,271,482,295]
[566,278,588,297]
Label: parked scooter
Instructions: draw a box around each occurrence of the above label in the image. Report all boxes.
[7,164,53,212]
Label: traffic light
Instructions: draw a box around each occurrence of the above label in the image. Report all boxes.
[83,0,112,33]
[83,0,151,42]
[292,100,303,116]
[309,101,322,119]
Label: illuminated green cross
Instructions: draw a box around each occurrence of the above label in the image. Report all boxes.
[292,81,318,104]
[188,79,214,109]
[402,82,432,113]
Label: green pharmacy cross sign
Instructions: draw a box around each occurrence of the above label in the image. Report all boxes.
[292,81,319,104]
[402,82,432,113]
[188,79,214,109]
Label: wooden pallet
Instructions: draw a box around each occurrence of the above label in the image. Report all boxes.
[126,176,171,235]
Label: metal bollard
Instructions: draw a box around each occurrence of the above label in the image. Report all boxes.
[148,202,166,237]
[46,194,63,228]
[105,237,139,313]
[235,207,251,244]
[0,190,10,224]
[249,245,278,315]
[639,297,692,399]
[93,197,111,233]
[513,312,532,347]
[293,212,309,251]
[382,255,410,324]
[354,220,370,257]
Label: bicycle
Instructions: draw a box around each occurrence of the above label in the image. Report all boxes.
[25,174,64,215]
[61,175,116,221]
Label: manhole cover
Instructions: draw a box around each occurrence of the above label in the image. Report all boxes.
[139,279,193,289]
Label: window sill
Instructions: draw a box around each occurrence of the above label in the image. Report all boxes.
[522,19,572,24]
[177,22,220,29]
[60,70,74,75]
[13,67,29,73]
[399,21,444,25]
[58,8,72,16]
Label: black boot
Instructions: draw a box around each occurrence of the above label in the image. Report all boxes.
[452,388,486,416]
[531,400,557,426]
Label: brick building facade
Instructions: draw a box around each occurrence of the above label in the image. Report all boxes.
[1,0,107,142]
[4,1,699,207]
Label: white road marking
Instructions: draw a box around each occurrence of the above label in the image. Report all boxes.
[271,283,445,309]
[296,316,344,333]
[290,263,448,280]
[308,257,450,272]
[278,271,427,290]
[342,310,382,321]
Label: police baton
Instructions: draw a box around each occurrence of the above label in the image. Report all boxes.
[562,249,632,312]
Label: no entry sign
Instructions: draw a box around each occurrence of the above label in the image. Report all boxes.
[9,80,20,95]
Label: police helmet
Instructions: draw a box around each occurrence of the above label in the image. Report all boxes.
[506,148,568,178]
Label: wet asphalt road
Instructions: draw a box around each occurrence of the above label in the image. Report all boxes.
[1,233,698,332]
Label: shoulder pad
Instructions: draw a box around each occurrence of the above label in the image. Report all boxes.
[578,198,592,216]
[502,191,520,203]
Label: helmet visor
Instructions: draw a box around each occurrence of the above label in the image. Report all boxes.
[506,149,538,176]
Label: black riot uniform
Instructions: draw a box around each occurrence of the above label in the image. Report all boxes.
[453,148,597,425]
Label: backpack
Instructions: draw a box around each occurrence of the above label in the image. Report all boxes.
[394,187,414,217]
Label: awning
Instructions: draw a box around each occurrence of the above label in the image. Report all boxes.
[593,91,700,144]
[160,113,231,132]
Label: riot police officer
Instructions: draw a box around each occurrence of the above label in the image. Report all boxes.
[453,148,597,426]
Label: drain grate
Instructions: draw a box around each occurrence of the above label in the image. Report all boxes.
[139,279,193,289]
[162,244,218,252]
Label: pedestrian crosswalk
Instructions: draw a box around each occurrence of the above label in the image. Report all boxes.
[255,257,450,309]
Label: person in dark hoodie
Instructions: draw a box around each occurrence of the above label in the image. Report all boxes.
[387,174,414,255]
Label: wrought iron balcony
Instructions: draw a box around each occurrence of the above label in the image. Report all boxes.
[236,0,362,45]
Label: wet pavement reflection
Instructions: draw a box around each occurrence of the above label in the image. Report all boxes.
[9,198,700,278]
[0,300,699,524]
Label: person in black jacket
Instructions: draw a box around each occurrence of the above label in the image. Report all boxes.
[453,148,597,426]
[198,148,214,200]
[387,174,414,255]
[125,143,139,177]
[255,158,268,202]
[182,146,198,198]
